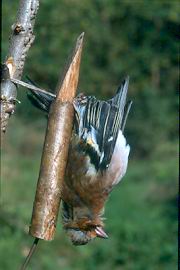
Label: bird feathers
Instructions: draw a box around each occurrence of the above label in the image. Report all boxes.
[73,77,131,170]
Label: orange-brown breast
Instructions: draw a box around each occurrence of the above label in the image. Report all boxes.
[61,134,121,222]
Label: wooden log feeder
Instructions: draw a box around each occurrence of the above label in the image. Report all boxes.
[21,33,84,270]
[29,33,84,241]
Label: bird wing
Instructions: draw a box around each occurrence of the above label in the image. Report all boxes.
[73,77,132,171]
[26,76,55,112]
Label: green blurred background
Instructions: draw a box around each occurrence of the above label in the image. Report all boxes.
[1,1,178,269]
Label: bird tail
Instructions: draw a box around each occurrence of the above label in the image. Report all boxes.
[26,77,55,113]
[114,77,132,132]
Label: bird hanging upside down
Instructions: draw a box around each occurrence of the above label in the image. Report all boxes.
[28,77,132,245]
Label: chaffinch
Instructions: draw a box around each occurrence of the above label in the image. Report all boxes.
[28,77,132,245]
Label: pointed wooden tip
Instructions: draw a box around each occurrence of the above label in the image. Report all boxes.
[75,32,85,50]
[57,33,85,102]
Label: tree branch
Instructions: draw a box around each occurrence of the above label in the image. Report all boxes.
[1,0,39,133]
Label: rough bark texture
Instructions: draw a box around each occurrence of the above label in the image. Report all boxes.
[1,0,39,133]
[29,33,84,241]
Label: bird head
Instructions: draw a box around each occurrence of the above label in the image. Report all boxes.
[62,200,108,245]
[65,226,108,245]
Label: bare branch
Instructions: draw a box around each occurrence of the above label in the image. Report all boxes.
[1,0,39,133]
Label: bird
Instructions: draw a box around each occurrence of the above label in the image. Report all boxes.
[27,77,132,245]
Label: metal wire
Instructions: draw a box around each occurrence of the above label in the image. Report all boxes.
[20,238,39,270]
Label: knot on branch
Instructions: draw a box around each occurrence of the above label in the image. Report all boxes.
[12,23,25,35]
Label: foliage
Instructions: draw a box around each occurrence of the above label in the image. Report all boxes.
[1,0,178,269]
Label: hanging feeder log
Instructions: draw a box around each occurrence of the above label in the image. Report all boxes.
[29,33,84,241]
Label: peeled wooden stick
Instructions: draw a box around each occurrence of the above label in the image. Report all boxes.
[29,33,84,241]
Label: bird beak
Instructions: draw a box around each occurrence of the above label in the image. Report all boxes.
[95,226,108,239]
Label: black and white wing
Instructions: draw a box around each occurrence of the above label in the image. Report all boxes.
[73,77,132,171]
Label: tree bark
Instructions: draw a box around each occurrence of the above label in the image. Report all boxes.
[1,0,39,133]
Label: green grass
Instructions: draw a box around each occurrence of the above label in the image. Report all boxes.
[1,118,178,270]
